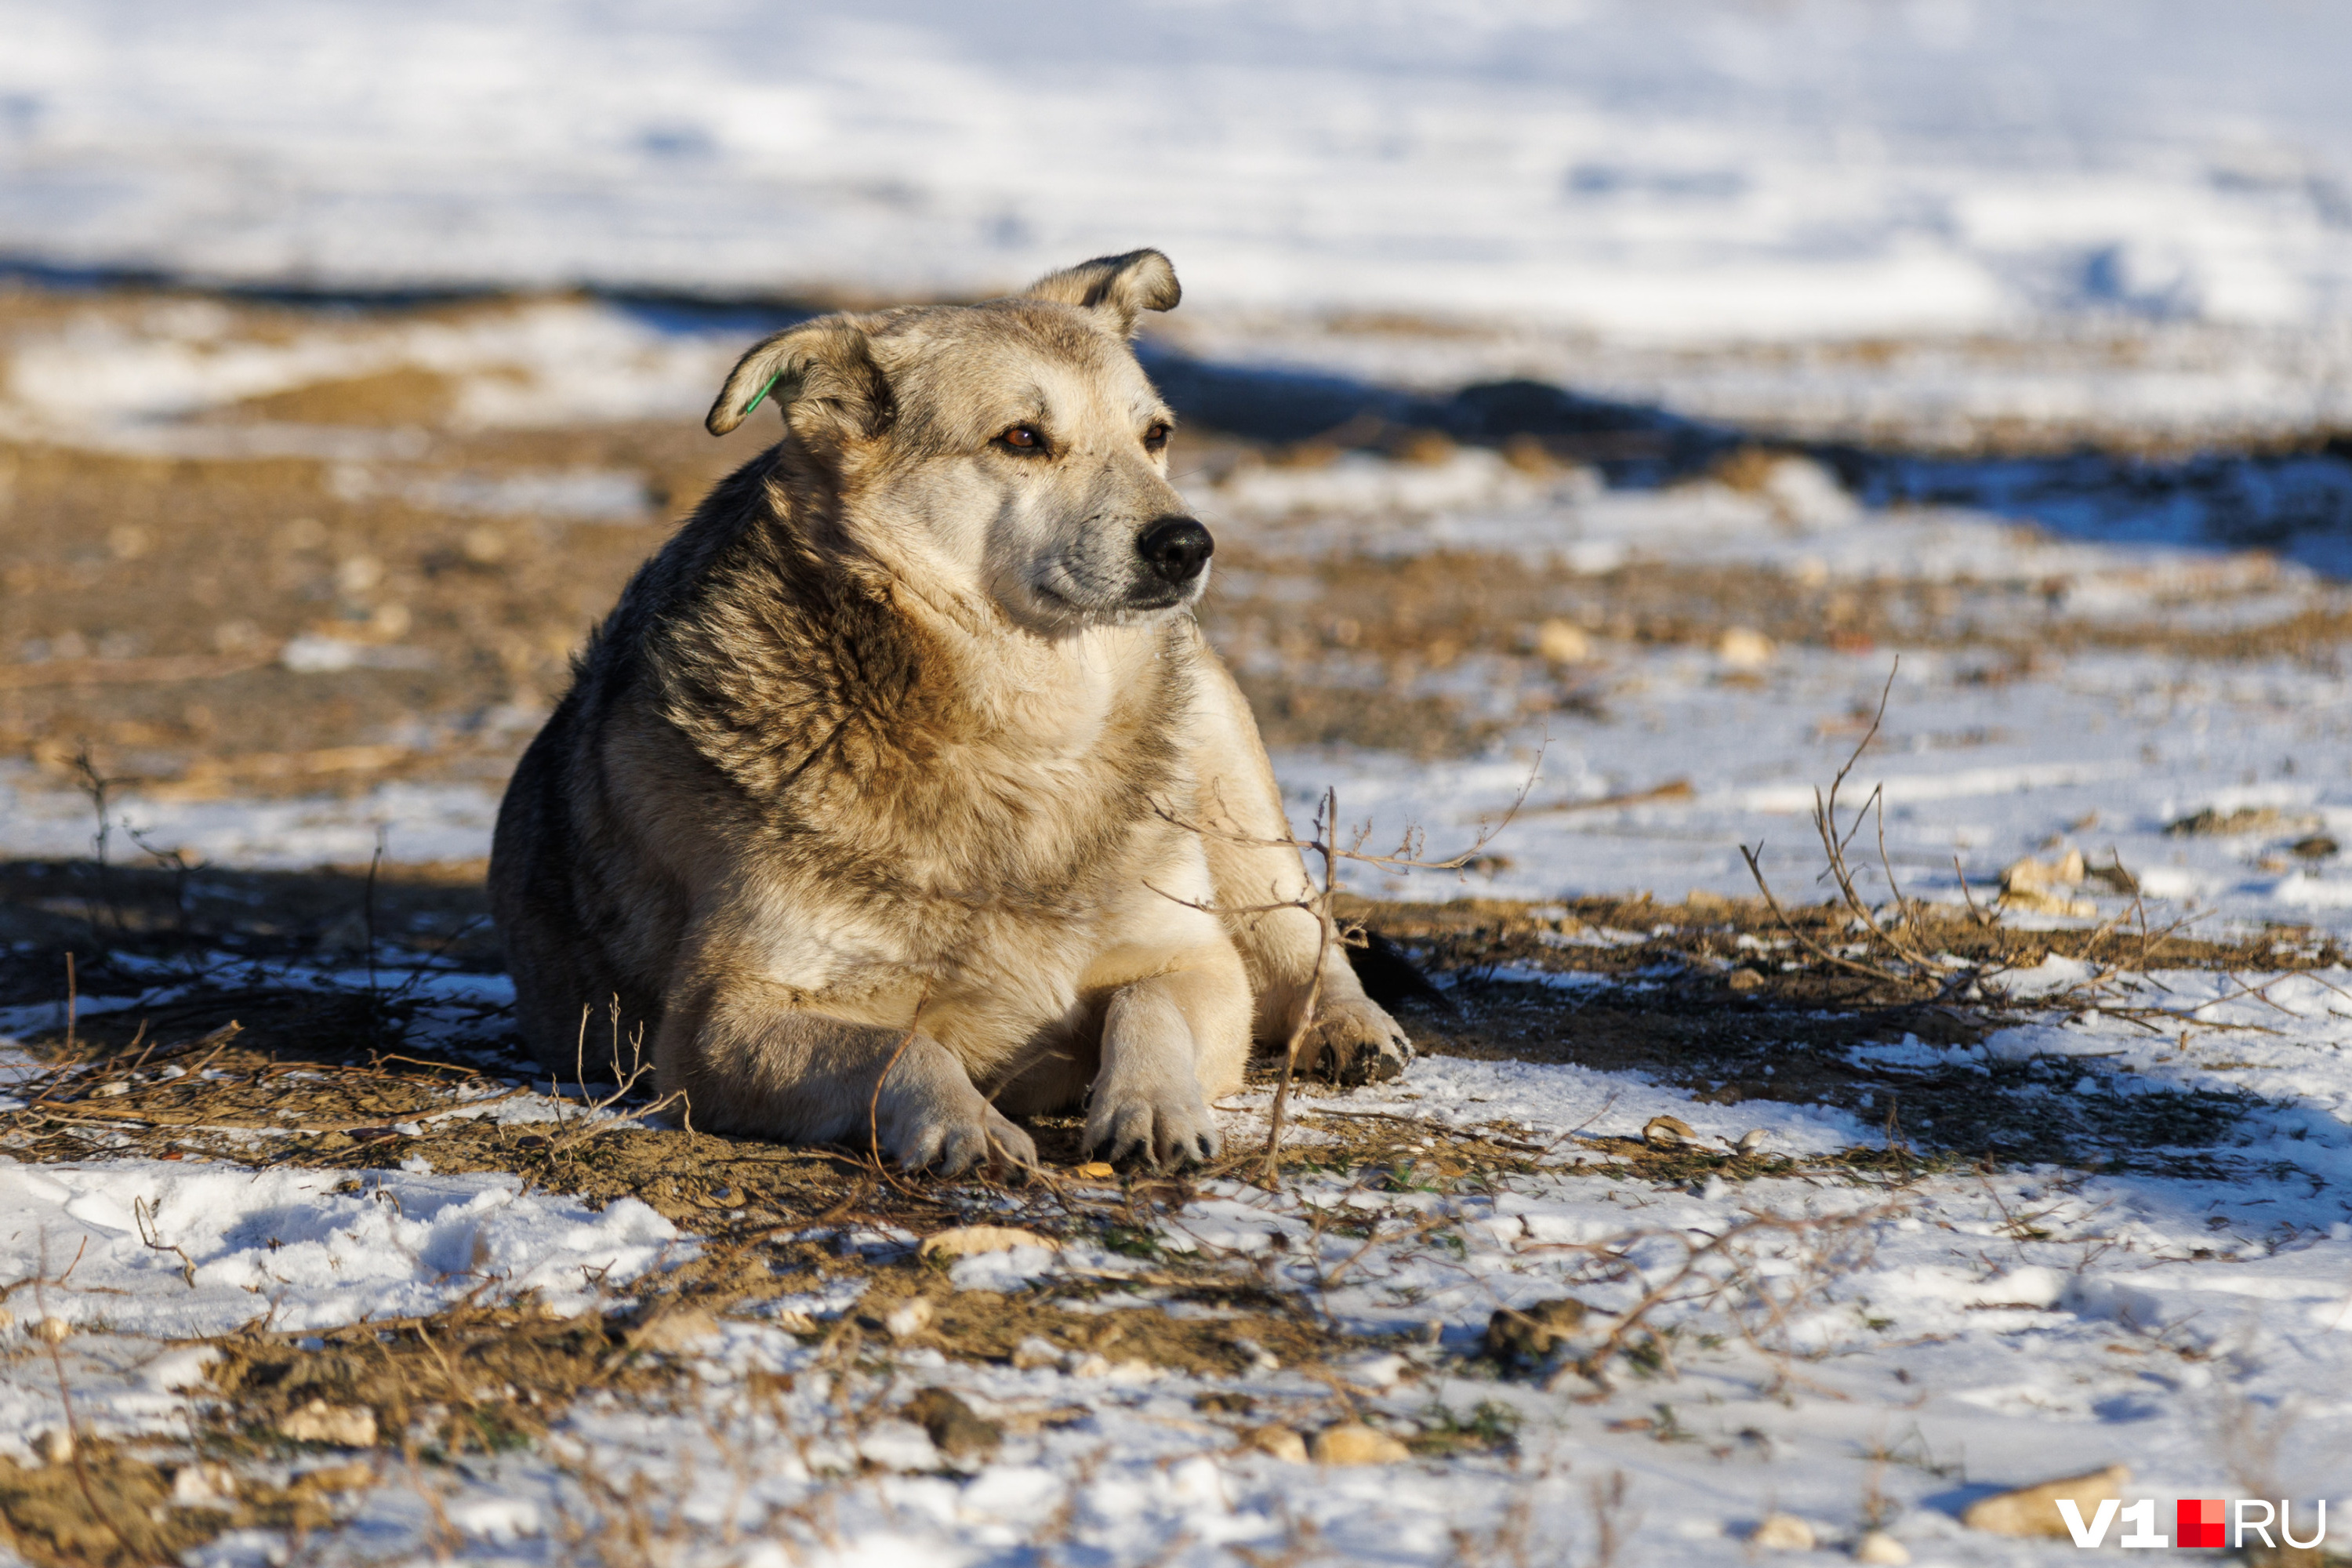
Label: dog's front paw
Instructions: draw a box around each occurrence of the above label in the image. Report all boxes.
[896,1100,1039,1177]
[1297,999,1413,1087]
[1083,1074,1221,1167]
[880,1067,1038,1177]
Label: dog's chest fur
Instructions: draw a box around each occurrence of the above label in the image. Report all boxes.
[635,502,1198,1007]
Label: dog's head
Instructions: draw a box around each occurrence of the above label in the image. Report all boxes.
[708,250,1208,634]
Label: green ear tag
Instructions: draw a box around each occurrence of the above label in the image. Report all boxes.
[740,370,784,416]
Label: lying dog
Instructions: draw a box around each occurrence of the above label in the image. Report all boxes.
[489,249,1411,1171]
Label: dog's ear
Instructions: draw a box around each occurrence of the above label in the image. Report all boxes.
[706,317,895,440]
[1022,249,1181,336]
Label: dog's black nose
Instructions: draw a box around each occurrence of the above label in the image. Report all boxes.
[1138,516,1213,586]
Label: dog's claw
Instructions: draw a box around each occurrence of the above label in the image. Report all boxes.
[895,1102,1037,1178]
[1082,1089,1220,1168]
[1299,1000,1414,1087]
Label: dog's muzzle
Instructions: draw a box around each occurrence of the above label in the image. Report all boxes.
[1136,515,1213,592]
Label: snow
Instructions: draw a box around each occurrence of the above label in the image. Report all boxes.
[5,0,2352,350]
[0,295,746,452]
[13,445,2352,934]
[0,1157,684,1351]
[7,1032,2347,1561]
[4,3,2351,1557]
[0,765,503,869]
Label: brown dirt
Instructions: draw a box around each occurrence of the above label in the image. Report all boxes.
[1200,544,2347,754]
[1,858,2320,1565]
[2,282,2341,1566]
[0,1435,376,1568]
[3,286,2346,787]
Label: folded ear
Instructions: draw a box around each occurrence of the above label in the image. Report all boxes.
[1022,249,1181,336]
[706,317,895,440]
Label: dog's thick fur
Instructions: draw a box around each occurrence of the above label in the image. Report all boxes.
[488,250,1411,1172]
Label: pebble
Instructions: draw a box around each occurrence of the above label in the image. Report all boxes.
[634,1308,722,1352]
[903,1387,1001,1465]
[1642,1115,1697,1149]
[1962,1464,2129,1538]
[1536,619,1592,663]
[277,1399,379,1448]
[170,1462,238,1508]
[1751,1513,1817,1550]
[1309,1422,1410,1465]
[1010,1335,1062,1370]
[1484,1298,1588,1361]
[1243,1425,1308,1463]
[920,1225,1059,1259]
[883,1298,934,1341]
[1716,626,1775,669]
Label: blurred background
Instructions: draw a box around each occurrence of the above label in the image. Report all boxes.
[5,0,2352,924]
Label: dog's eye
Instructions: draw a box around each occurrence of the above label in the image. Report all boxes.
[1142,422,1171,452]
[996,424,1045,452]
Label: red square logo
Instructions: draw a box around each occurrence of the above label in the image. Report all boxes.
[2177,1498,2227,1548]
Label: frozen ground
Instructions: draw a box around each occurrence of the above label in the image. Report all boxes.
[4,960,2349,1565]
[5,7,2352,1552]
[5,0,2352,338]
[5,419,2352,1556]
[9,2,2352,444]
[10,439,2352,940]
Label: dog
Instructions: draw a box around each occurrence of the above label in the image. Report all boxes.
[488,249,1412,1173]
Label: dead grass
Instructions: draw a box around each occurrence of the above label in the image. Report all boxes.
[0,846,2328,1565]
[4,282,2349,1563]
[0,1441,265,1568]
[2,283,2345,786]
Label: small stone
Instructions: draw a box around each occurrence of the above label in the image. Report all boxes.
[170,1462,238,1508]
[1733,1129,1769,1154]
[1751,1513,1816,1550]
[2003,848,2086,894]
[292,1461,373,1495]
[634,1308,721,1353]
[277,1399,379,1448]
[2000,851,2099,916]
[919,1225,1060,1259]
[1962,1464,2128,1538]
[37,1428,74,1465]
[1010,1335,1062,1370]
[1716,627,1775,670]
[1726,967,1766,992]
[1853,1530,1909,1563]
[1311,1422,1411,1465]
[1073,1161,1116,1180]
[1535,619,1592,663]
[1243,1425,1308,1463]
[903,1388,1002,1465]
[31,1316,70,1344]
[1229,1335,1278,1374]
[883,1298,933,1341]
[1999,886,2099,918]
[1485,1298,1588,1361]
[1642,1115,1697,1149]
